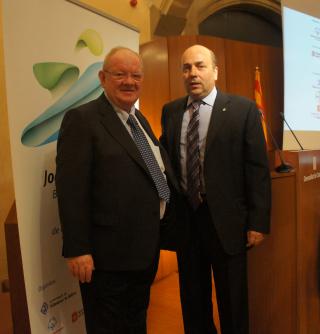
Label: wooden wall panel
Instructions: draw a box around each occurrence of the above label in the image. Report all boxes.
[224,39,257,97]
[140,38,170,138]
[140,38,178,280]
[259,46,283,150]
[224,39,283,149]
[4,203,31,334]
[0,0,15,284]
[0,291,13,334]
[197,35,227,91]
[167,35,198,100]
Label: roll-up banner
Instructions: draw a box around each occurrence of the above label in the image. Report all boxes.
[2,1,138,332]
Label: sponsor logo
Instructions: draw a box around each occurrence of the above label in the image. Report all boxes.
[40,302,49,315]
[71,311,78,323]
[47,316,64,333]
[48,317,58,331]
[72,308,84,323]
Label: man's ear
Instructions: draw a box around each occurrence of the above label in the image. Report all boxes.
[213,66,218,81]
[98,70,105,85]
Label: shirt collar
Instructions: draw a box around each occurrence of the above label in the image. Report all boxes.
[105,92,136,122]
[187,86,217,108]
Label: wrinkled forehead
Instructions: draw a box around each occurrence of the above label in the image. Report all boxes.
[105,50,143,70]
[181,47,213,67]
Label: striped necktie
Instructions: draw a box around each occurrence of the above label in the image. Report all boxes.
[127,114,170,203]
[186,101,202,210]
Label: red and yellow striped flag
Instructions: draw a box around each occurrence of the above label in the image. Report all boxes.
[254,67,268,146]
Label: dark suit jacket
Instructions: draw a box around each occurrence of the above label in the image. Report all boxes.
[160,90,271,255]
[56,93,180,271]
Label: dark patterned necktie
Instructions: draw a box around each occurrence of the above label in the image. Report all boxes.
[186,101,202,210]
[127,114,170,203]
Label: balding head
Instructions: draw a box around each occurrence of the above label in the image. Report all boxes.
[103,47,143,71]
[181,44,218,99]
[182,45,217,69]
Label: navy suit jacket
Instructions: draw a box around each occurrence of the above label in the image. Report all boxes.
[160,90,271,255]
[56,93,180,271]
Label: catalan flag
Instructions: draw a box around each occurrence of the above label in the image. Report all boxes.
[254,67,268,146]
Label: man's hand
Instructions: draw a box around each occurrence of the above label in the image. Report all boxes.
[246,231,265,248]
[66,254,95,283]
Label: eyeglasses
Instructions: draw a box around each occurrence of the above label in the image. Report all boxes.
[103,70,143,82]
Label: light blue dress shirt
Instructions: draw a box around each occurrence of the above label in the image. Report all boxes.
[180,87,217,193]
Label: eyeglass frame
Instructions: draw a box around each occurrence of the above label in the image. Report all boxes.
[103,70,143,82]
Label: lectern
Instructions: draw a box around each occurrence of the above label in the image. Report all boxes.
[248,150,320,334]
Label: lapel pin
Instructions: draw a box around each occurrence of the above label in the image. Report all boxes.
[222,107,227,112]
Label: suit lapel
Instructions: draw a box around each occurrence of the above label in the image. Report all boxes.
[160,146,180,190]
[97,95,149,175]
[97,94,178,192]
[136,109,179,190]
[205,90,231,154]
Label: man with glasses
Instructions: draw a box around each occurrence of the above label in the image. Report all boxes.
[56,47,178,333]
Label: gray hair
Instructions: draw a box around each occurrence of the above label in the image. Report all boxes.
[103,47,143,70]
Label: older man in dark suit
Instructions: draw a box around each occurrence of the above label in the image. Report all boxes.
[56,47,178,334]
[160,45,271,334]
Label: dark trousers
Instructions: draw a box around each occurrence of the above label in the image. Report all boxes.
[177,202,248,334]
[80,252,159,334]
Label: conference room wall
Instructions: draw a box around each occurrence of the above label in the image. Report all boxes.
[224,38,284,150]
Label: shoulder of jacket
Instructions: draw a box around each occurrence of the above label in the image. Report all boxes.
[68,95,103,116]
[225,92,255,106]
[163,96,187,110]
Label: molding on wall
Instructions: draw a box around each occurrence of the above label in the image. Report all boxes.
[198,0,281,23]
[150,0,282,38]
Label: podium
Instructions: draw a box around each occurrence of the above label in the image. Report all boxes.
[248,150,320,334]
